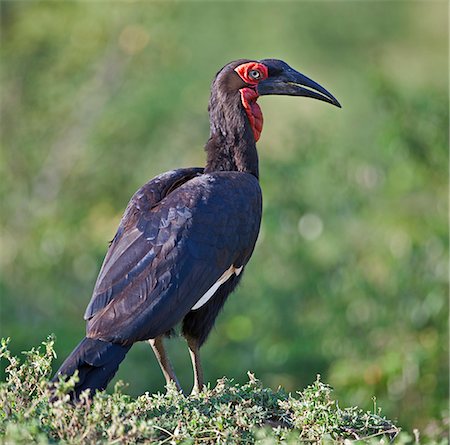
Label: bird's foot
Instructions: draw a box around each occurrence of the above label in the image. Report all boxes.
[189,384,204,396]
[164,379,183,394]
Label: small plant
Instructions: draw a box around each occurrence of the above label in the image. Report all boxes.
[0,337,411,444]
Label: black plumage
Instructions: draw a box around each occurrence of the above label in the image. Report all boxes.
[86,170,262,344]
[52,59,340,399]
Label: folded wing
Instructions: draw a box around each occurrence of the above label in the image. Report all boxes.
[84,169,262,345]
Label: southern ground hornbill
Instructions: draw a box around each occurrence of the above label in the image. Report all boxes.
[52,59,340,399]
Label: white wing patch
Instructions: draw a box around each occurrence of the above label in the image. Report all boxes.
[191,265,242,310]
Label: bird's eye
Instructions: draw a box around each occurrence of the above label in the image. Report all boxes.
[249,70,261,80]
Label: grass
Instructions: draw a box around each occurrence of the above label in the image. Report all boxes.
[0,336,443,444]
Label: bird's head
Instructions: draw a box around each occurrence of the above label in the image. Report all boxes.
[211,59,341,142]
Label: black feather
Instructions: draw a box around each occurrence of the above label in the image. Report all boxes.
[84,171,261,345]
[52,337,131,400]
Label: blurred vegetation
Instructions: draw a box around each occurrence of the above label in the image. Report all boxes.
[1,0,447,437]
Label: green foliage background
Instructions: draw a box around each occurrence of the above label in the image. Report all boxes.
[1,0,447,435]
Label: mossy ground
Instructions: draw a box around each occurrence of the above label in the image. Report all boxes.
[0,337,447,444]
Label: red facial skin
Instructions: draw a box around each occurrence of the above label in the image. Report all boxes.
[234,62,269,142]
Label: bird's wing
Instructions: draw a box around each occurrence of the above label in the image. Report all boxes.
[84,167,203,321]
[84,170,262,345]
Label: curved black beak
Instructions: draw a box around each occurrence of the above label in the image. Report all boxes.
[257,61,341,108]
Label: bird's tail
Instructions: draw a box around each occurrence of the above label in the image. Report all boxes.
[51,337,131,400]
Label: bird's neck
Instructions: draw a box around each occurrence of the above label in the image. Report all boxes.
[204,89,260,179]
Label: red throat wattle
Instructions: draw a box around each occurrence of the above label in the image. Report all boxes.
[234,62,269,142]
[240,88,263,142]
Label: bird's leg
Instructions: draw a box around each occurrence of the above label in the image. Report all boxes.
[148,336,182,392]
[186,336,204,395]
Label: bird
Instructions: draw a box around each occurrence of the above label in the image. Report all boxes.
[51,58,340,400]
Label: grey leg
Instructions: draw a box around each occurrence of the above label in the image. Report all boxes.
[186,336,204,395]
[148,336,181,391]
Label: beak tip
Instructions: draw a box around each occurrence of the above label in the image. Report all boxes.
[329,96,342,108]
